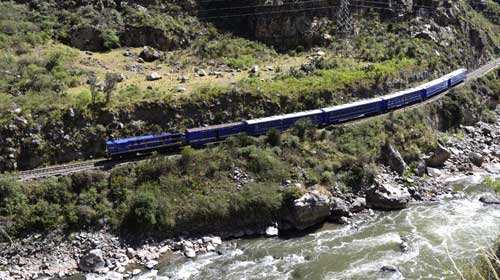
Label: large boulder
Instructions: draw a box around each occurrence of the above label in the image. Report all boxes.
[79,249,106,273]
[139,46,161,62]
[479,193,500,204]
[366,183,411,210]
[383,143,408,176]
[287,190,332,230]
[425,143,451,167]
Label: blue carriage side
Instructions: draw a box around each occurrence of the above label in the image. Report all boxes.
[244,109,323,136]
[446,68,467,87]
[106,132,184,157]
[185,122,245,147]
[322,98,384,123]
[380,87,425,110]
[421,76,449,98]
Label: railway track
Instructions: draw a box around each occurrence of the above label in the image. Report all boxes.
[17,58,500,181]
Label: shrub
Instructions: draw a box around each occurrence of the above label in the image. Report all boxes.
[266,128,282,147]
[0,176,27,216]
[125,190,159,230]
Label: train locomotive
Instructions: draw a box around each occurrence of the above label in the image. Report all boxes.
[106,68,467,158]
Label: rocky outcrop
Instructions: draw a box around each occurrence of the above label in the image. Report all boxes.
[366,182,411,210]
[479,193,500,204]
[121,25,181,51]
[383,143,408,176]
[329,197,351,223]
[286,190,332,230]
[69,26,106,52]
[425,143,451,167]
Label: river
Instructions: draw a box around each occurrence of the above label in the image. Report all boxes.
[138,184,500,280]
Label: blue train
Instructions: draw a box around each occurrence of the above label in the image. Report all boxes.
[106,68,467,158]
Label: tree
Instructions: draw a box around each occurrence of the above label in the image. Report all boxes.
[104,73,119,105]
[88,72,99,104]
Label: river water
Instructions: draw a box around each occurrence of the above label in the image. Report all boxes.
[140,184,500,280]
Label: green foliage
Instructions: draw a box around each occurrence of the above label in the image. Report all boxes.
[266,128,282,147]
[192,35,276,67]
[100,29,120,49]
[482,177,500,194]
[126,190,159,230]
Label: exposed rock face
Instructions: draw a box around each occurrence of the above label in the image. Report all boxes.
[286,190,332,230]
[79,249,106,273]
[479,193,500,204]
[383,143,408,176]
[69,26,105,51]
[139,46,161,62]
[366,182,411,210]
[425,143,451,167]
[121,25,182,51]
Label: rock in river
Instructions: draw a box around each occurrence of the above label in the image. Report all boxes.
[479,193,500,204]
[366,182,411,210]
[287,190,332,230]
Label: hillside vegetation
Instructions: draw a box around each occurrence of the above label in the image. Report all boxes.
[0,71,498,239]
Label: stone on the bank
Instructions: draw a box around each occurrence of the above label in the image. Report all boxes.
[145,260,158,269]
[197,69,207,77]
[211,236,222,245]
[469,152,484,167]
[415,160,427,177]
[383,143,408,176]
[206,244,216,251]
[366,182,411,210]
[265,226,279,236]
[479,193,500,204]
[132,269,141,276]
[249,65,259,73]
[381,265,399,272]
[146,72,162,81]
[349,197,366,213]
[79,249,106,273]
[185,248,196,258]
[425,143,451,167]
[330,197,350,218]
[287,190,332,230]
[427,167,442,177]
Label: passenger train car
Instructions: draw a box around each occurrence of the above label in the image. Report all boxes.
[106,68,467,158]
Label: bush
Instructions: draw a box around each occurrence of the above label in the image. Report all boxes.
[125,190,159,230]
[0,176,27,216]
[266,128,282,147]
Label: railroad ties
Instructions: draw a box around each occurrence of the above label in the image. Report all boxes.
[19,160,103,181]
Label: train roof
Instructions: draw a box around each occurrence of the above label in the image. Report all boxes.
[321,98,383,113]
[106,132,181,145]
[186,122,244,133]
[245,109,323,125]
[381,87,423,100]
